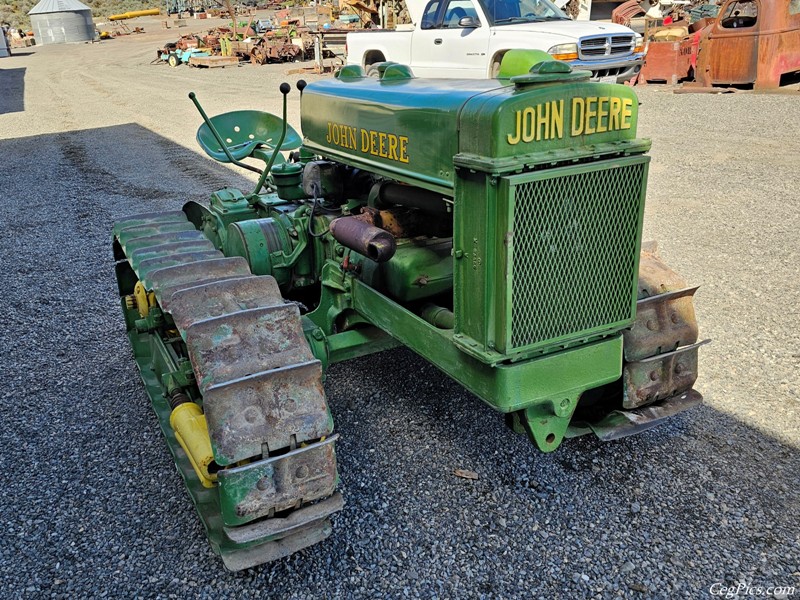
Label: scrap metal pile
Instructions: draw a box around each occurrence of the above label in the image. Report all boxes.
[154,22,313,67]
[154,2,385,69]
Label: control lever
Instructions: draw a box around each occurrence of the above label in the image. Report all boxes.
[253,82,291,195]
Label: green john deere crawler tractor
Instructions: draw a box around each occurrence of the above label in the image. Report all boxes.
[112,54,706,570]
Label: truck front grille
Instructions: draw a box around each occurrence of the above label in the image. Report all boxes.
[508,159,646,352]
[579,35,634,60]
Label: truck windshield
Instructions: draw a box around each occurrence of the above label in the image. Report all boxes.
[479,0,570,25]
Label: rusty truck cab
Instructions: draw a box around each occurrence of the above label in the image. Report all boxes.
[696,0,800,88]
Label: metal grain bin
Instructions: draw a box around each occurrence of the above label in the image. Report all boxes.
[29,0,94,45]
[0,27,10,57]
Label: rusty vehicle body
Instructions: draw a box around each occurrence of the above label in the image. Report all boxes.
[693,0,800,88]
[638,18,706,85]
[636,0,800,88]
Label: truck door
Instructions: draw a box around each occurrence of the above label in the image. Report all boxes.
[411,0,491,77]
[704,0,760,84]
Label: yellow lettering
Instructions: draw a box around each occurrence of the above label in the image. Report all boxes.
[609,97,621,131]
[378,132,388,158]
[508,110,522,145]
[551,100,564,139]
[536,101,550,140]
[621,98,633,129]
[348,126,356,149]
[585,97,597,135]
[370,131,378,156]
[361,128,369,153]
[571,98,585,136]
[596,97,608,133]
[326,122,333,144]
[388,135,399,160]
[399,136,409,163]
[521,107,535,143]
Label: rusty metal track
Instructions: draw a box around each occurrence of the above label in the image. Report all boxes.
[621,248,709,410]
[113,209,341,570]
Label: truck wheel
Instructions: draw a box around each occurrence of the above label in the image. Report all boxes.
[366,64,381,78]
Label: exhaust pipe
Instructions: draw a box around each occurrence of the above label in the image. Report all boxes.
[329,217,396,263]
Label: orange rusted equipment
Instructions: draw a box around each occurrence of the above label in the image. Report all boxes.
[612,0,645,27]
[692,0,800,89]
[638,16,703,86]
[639,0,800,89]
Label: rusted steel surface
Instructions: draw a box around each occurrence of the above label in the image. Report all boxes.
[183,303,332,464]
[218,436,338,525]
[695,0,800,88]
[203,361,331,464]
[223,492,344,544]
[612,0,645,27]
[623,340,708,409]
[624,287,699,361]
[589,389,703,441]
[112,210,188,235]
[248,37,305,65]
[136,251,224,280]
[118,221,196,248]
[636,1,799,88]
[163,275,284,329]
[114,208,341,564]
[184,305,313,387]
[147,257,251,302]
[329,216,396,262]
[132,243,219,272]
[122,229,210,254]
[620,249,705,409]
[640,37,696,84]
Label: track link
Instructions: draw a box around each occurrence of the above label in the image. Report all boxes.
[577,246,708,440]
[113,209,342,570]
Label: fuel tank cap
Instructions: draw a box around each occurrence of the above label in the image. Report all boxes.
[511,60,591,87]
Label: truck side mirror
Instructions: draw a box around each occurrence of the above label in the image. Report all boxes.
[459,16,480,28]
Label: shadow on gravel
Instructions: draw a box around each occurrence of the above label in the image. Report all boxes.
[0,123,254,200]
[0,67,26,115]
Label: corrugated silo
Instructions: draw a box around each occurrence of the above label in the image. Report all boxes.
[0,28,10,57]
[28,0,95,46]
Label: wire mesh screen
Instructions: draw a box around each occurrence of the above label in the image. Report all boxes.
[509,161,645,351]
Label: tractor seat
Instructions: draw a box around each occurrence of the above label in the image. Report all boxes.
[196,110,302,163]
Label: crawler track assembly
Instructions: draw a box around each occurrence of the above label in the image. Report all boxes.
[113,209,342,571]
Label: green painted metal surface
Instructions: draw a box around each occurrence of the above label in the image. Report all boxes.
[360,237,454,303]
[301,65,643,194]
[195,110,302,163]
[349,279,623,451]
[453,155,649,364]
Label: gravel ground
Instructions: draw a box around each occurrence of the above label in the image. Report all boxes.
[1,23,798,599]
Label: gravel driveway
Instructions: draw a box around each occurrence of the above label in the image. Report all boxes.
[1,21,798,599]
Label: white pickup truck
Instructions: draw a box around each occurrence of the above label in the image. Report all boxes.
[345,0,644,82]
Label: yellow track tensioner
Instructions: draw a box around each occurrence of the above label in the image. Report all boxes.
[133,281,157,318]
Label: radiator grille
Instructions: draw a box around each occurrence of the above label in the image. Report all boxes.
[509,161,645,351]
[579,34,634,59]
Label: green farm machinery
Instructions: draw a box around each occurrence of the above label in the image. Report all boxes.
[113,54,706,569]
